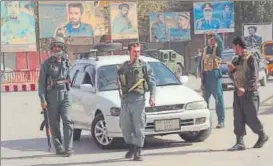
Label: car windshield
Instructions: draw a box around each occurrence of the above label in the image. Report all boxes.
[264,43,273,56]
[97,62,181,91]
[222,51,235,62]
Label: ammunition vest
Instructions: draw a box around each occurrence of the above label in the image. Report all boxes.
[201,46,222,72]
[46,56,70,90]
[118,60,148,95]
[232,51,251,88]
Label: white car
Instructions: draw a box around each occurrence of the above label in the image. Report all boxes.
[69,54,212,149]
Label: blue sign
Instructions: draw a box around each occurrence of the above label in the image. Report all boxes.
[193,1,235,34]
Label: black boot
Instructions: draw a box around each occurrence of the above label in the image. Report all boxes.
[253,131,269,148]
[125,144,134,159]
[228,136,246,151]
[133,146,143,161]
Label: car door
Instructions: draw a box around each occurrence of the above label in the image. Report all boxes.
[78,65,97,129]
[70,65,87,129]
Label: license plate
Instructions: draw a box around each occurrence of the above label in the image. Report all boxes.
[154,119,181,132]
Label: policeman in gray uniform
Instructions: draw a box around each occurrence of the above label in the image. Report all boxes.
[227,37,269,151]
[117,42,156,161]
[38,37,74,156]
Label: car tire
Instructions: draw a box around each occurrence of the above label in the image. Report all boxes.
[91,113,123,149]
[178,117,212,142]
[260,71,267,86]
[73,129,82,141]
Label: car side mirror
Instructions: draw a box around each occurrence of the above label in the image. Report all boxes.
[180,76,189,84]
[80,84,95,93]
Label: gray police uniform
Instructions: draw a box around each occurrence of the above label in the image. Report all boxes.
[228,50,268,150]
[118,60,156,148]
[38,52,73,151]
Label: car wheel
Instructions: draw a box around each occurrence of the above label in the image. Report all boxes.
[178,118,212,142]
[91,113,122,149]
[260,71,267,86]
[73,129,82,141]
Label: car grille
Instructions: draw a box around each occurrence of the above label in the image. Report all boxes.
[145,104,184,112]
[145,119,194,130]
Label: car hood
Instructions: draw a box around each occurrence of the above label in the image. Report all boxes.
[221,63,229,74]
[98,85,204,107]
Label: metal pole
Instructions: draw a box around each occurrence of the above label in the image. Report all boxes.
[2,53,6,71]
[36,2,42,66]
[26,52,29,69]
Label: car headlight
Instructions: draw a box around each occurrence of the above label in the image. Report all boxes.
[185,101,207,110]
[110,107,121,116]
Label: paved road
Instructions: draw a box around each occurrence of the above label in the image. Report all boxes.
[1,77,273,166]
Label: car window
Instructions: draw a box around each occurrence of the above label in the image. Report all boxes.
[85,65,96,86]
[222,51,235,62]
[96,62,181,92]
[82,72,92,86]
[72,68,85,88]
[264,43,273,56]
[70,63,88,80]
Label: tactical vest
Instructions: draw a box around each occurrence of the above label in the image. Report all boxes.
[46,55,70,90]
[118,60,148,95]
[232,51,251,88]
[201,45,222,72]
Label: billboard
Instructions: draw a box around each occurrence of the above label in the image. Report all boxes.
[1,1,37,52]
[243,23,273,48]
[110,2,138,40]
[94,4,110,36]
[39,1,95,38]
[193,1,235,34]
[150,12,191,42]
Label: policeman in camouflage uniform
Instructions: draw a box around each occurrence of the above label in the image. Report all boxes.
[200,31,225,128]
[117,42,156,161]
[38,37,74,156]
[227,37,269,151]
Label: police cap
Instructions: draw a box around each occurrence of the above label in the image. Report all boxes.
[50,37,65,50]
[118,3,129,10]
[248,26,257,32]
[202,3,213,11]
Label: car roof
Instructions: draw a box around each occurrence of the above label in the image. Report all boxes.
[73,55,160,67]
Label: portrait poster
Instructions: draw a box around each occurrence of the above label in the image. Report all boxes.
[39,1,95,38]
[243,23,273,48]
[110,2,139,40]
[1,1,37,52]
[149,12,191,42]
[193,1,235,34]
[94,3,110,36]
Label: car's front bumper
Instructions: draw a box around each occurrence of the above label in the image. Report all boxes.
[105,109,210,138]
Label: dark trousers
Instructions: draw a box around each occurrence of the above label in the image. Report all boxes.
[233,90,264,136]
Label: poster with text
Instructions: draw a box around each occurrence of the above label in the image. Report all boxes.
[193,1,235,34]
[243,23,273,48]
[39,1,95,38]
[150,12,191,42]
[1,1,37,52]
[110,2,138,40]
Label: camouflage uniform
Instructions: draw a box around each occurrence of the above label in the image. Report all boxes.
[117,59,156,160]
[228,50,268,151]
[200,32,225,127]
[38,37,73,155]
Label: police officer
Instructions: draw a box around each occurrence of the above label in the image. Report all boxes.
[227,37,269,151]
[117,42,156,161]
[38,37,74,156]
[200,31,225,128]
